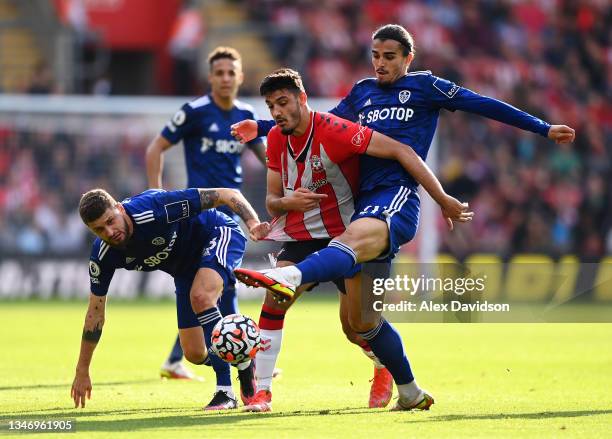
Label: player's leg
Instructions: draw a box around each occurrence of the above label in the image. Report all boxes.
[191,224,251,409]
[338,286,393,408]
[160,334,202,380]
[235,217,387,300]
[245,261,315,412]
[190,267,239,410]
[234,188,402,298]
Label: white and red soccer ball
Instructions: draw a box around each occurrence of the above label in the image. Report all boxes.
[210,314,261,364]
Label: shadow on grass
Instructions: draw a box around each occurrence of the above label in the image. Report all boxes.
[0,379,158,392]
[2,408,610,432]
[408,409,612,424]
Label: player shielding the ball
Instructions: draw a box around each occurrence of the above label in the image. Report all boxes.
[71,187,268,410]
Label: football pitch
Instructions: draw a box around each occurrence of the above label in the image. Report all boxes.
[1,295,610,438]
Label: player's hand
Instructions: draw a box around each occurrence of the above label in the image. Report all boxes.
[439,195,473,230]
[548,125,575,144]
[231,120,258,143]
[71,372,92,408]
[248,221,271,241]
[283,188,327,212]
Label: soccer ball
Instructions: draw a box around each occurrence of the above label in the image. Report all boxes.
[210,314,261,364]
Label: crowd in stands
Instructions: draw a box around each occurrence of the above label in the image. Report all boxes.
[1,0,610,260]
[245,0,611,259]
[0,118,150,255]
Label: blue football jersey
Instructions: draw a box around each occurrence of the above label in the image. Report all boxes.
[161,94,265,189]
[87,189,233,296]
[330,71,551,192]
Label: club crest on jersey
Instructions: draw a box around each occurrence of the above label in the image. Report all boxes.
[351,125,368,147]
[152,237,166,246]
[310,155,324,173]
[399,90,411,103]
[89,261,101,277]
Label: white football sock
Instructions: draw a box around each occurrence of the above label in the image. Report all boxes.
[397,380,422,404]
[256,328,283,392]
[217,385,235,399]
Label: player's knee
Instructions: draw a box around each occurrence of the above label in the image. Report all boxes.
[348,312,377,334]
[183,346,206,364]
[341,320,361,345]
[190,288,218,313]
[338,223,387,261]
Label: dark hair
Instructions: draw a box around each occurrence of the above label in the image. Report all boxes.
[372,24,414,56]
[259,68,305,96]
[208,46,242,68]
[79,189,116,224]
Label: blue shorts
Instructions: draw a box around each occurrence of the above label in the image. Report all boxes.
[174,223,247,329]
[351,185,420,262]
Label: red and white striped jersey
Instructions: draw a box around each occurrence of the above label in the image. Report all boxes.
[265,111,373,241]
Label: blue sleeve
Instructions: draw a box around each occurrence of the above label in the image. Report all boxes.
[89,240,119,296]
[151,188,203,222]
[160,103,198,144]
[329,85,359,122]
[427,76,551,137]
[256,119,277,138]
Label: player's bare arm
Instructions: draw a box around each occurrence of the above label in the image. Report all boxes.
[265,169,327,217]
[145,134,173,189]
[71,293,107,408]
[365,132,474,229]
[197,188,270,240]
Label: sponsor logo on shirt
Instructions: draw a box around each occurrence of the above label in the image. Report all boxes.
[308,178,328,192]
[200,137,245,154]
[143,231,178,267]
[361,107,415,124]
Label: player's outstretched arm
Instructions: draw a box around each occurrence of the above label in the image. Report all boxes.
[71,293,106,408]
[442,85,576,142]
[197,188,270,240]
[366,132,474,230]
[145,134,173,189]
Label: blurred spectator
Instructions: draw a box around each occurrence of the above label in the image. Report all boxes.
[168,1,205,96]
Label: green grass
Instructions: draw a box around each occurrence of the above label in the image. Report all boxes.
[0,296,611,438]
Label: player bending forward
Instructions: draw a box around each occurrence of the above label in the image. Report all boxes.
[71,187,269,410]
[233,24,575,411]
[240,69,472,412]
[146,46,266,381]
